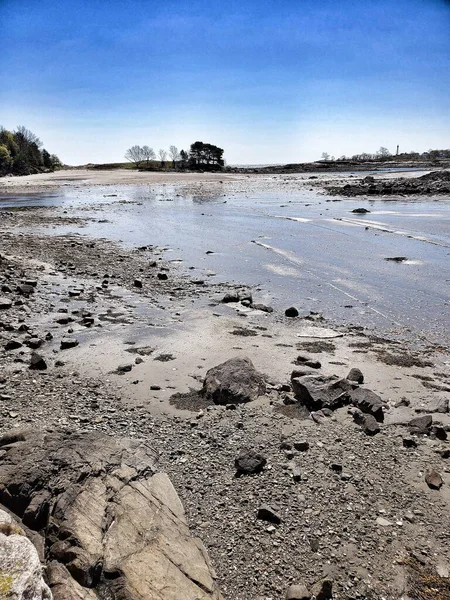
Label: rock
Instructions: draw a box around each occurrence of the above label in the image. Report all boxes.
[29,353,47,370]
[0,297,13,310]
[0,429,223,600]
[133,279,143,288]
[291,374,354,411]
[425,469,443,490]
[353,410,380,435]
[60,338,79,350]
[409,414,432,434]
[17,284,35,296]
[116,363,133,373]
[293,441,309,451]
[257,505,281,524]
[349,387,384,422]
[5,339,23,351]
[235,449,267,474]
[252,303,273,313]
[431,425,447,441]
[347,367,364,383]
[296,355,321,369]
[25,337,43,350]
[311,578,333,600]
[135,356,143,365]
[285,306,299,317]
[352,207,370,213]
[203,357,265,405]
[291,367,317,379]
[376,517,393,527]
[402,437,417,448]
[221,292,240,303]
[157,272,168,280]
[285,583,312,599]
[0,508,52,599]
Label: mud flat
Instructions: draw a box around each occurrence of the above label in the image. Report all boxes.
[0,171,450,599]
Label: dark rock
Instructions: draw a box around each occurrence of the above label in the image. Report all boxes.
[133,279,143,288]
[116,364,133,373]
[23,279,37,287]
[0,297,13,310]
[60,338,79,350]
[312,578,333,600]
[330,463,343,473]
[221,292,240,303]
[352,207,370,213]
[291,374,354,411]
[285,583,312,600]
[409,414,432,433]
[291,465,302,482]
[240,299,252,307]
[150,385,161,391]
[203,357,265,405]
[296,355,321,369]
[25,338,43,350]
[257,504,281,525]
[252,303,273,313]
[157,272,168,280]
[402,437,417,448]
[431,425,447,441]
[285,306,299,318]
[5,339,22,351]
[356,413,380,436]
[235,449,266,474]
[29,353,47,370]
[293,441,309,452]
[349,387,384,422]
[425,469,443,490]
[17,284,35,296]
[347,367,364,383]
[56,316,73,325]
[291,367,316,379]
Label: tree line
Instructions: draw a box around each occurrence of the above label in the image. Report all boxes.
[320,147,450,162]
[0,126,62,176]
[124,141,224,171]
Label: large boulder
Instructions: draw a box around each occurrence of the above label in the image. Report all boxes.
[0,429,223,600]
[0,508,52,599]
[349,387,385,422]
[203,357,266,405]
[291,374,355,411]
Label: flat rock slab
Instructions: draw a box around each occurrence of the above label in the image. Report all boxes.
[291,374,355,411]
[296,327,343,339]
[0,429,223,600]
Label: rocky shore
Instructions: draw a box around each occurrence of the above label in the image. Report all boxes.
[0,172,449,599]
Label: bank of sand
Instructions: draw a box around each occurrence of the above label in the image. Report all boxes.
[0,170,449,599]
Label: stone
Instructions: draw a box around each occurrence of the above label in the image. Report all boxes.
[29,353,47,370]
[347,367,364,383]
[402,437,417,448]
[311,578,333,600]
[431,425,447,441]
[376,517,393,527]
[134,279,143,288]
[0,297,13,310]
[235,449,266,475]
[409,414,432,433]
[425,469,443,490]
[25,337,43,350]
[252,303,273,313]
[116,363,133,373]
[257,505,281,525]
[5,339,22,351]
[353,410,380,435]
[285,306,299,317]
[293,440,309,451]
[349,387,384,422]
[296,355,321,369]
[17,284,35,296]
[60,338,79,350]
[157,272,168,280]
[221,292,240,303]
[0,508,52,599]
[203,357,265,405]
[352,207,370,213]
[291,374,354,411]
[0,429,223,600]
[285,583,312,599]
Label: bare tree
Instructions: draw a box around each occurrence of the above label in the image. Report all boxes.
[169,145,180,168]
[376,146,391,160]
[14,125,42,150]
[321,152,330,161]
[124,145,145,169]
[158,149,168,168]
[141,145,155,168]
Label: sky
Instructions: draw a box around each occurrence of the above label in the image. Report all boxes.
[1,0,449,165]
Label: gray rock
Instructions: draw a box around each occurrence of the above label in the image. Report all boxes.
[285,306,299,317]
[0,429,223,600]
[347,367,364,383]
[285,583,312,599]
[157,272,168,280]
[311,578,333,600]
[25,338,43,350]
[293,440,309,451]
[203,357,266,405]
[0,297,13,310]
[0,509,52,600]
[252,303,273,313]
[402,437,417,448]
[235,449,267,474]
[17,284,35,296]
[425,469,443,490]
[292,374,354,411]
[349,387,384,422]
[5,339,22,351]
[134,279,143,288]
[409,414,432,433]
[29,353,47,370]
[221,292,240,303]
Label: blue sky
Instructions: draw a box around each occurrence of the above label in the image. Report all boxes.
[1,0,449,164]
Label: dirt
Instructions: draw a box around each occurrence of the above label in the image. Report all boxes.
[0,171,450,599]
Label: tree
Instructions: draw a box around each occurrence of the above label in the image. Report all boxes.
[188,141,224,170]
[141,145,155,168]
[321,152,330,161]
[179,149,188,169]
[376,146,391,160]
[158,149,167,167]
[14,125,42,151]
[169,145,180,168]
[0,145,12,174]
[124,145,146,169]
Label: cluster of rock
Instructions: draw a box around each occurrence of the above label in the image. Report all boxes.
[326,170,450,196]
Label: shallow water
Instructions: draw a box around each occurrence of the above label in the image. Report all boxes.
[2,184,449,344]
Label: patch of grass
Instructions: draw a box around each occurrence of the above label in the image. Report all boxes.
[404,557,450,600]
